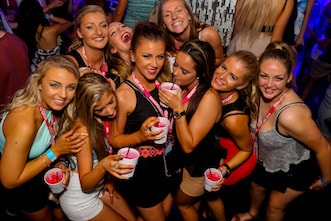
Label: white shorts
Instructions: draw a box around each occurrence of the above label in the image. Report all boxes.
[59,171,103,221]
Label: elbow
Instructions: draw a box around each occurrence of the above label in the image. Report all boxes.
[1,179,19,189]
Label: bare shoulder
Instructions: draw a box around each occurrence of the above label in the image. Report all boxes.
[199,25,221,41]
[115,82,136,112]
[3,106,38,138]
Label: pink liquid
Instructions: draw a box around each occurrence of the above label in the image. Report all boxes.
[46,171,64,184]
[164,86,177,91]
[206,172,220,181]
[120,152,137,159]
[154,122,166,128]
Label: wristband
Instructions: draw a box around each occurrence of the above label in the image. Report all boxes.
[219,164,231,178]
[320,177,330,186]
[45,149,57,162]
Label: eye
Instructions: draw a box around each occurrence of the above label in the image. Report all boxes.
[175,8,183,14]
[86,25,94,30]
[143,54,151,59]
[157,55,165,60]
[173,62,178,67]
[68,85,77,91]
[164,13,171,18]
[275,77,283,81]
[259,73,268,79]
[50,83,59,88]
[181,68,189,75]
[101,23,108,29]
[220,64,226,71]
[230,74,237,80]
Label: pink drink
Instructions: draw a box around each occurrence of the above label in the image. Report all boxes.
[154,122,166,128]
[45,171,64,184]
[120,152,137,159]
[206,171,220,181]
[164,85,177,91]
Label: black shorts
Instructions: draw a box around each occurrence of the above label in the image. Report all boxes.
[116,155,172,208]
[1,171,50,213]
[252,156,320,193]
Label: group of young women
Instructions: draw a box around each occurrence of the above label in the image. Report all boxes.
[1,1,331,221]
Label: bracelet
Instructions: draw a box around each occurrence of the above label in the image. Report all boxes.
[45,149,57,162]
[219,164,231,178]
[222,163,231,171]
[320,177,330,186]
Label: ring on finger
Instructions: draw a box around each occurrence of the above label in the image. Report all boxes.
[114,163,119,169]
[147,131,151,137]
[143,126,149,131]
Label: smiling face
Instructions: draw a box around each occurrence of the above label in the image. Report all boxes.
[161,0,191,34]
[212,56,248,92]
[173,51,199,90]
[94,91,117,119]
[77,11,109,50]
[259,59,292,101]
[108,22,132,54]
[131,38,166,82]
[38,67,78,111]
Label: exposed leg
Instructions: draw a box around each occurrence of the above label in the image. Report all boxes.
[231,182,266,221]
[266,188,304,221]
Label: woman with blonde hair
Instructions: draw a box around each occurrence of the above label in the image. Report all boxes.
[227,0,294,57]
[157,0,224,66]
[0,55,86,221]
[66,5,121,88]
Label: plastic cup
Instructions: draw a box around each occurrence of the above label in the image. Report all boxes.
[204,168,223,192]
[44,168,65,194]
[151,117,170,144]
[160,82,180,108]
[118,147,140,178]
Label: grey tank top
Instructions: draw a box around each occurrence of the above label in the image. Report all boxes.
[257,102,310,173]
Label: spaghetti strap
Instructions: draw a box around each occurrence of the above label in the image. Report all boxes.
[282,0,288,12]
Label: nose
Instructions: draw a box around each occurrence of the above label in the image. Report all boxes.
[171,12,178,20]
[173,66,180,77]
[59,88,67,99]
[105,104,116,116]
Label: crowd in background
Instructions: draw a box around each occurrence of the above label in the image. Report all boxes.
[0,0,331,221]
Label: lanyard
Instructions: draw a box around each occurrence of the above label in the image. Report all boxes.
[38,105,56,146]
[182,83,199,105]
[254,92,285,140]
[82,46,106,76]
[132,72,168,118]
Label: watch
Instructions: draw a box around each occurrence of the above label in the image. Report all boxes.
[173,110,186,119]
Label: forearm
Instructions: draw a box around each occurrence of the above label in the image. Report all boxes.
[315,146,331,182]
[80,163,107,192]
[110,131,144,148]
[174,117,196,153]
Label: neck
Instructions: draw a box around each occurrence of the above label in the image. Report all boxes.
[119,52,131,66]
[132,71,156,91]
[81,45,103,64]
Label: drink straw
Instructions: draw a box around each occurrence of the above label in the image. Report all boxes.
[209,168,212,174]
[56,171,58,182]
[170,82,175,90]
[126,146,131,157]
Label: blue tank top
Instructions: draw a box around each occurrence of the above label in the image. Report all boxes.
[0,110,53,159]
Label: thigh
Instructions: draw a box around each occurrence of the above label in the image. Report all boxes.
[269,188,304,210]
[137,202,165,221]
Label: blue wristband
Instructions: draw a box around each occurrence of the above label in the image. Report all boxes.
[45,149,57,162]
[320,177,330,186]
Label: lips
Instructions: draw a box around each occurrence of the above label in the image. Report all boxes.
[121,32,132,43]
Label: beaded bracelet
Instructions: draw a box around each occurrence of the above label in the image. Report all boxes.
[45,149,57,162]
[320,177,330,186]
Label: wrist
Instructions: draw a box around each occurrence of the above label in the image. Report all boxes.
[320,177,331,186]
[219,163,231,178]
[45,149,57,162]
